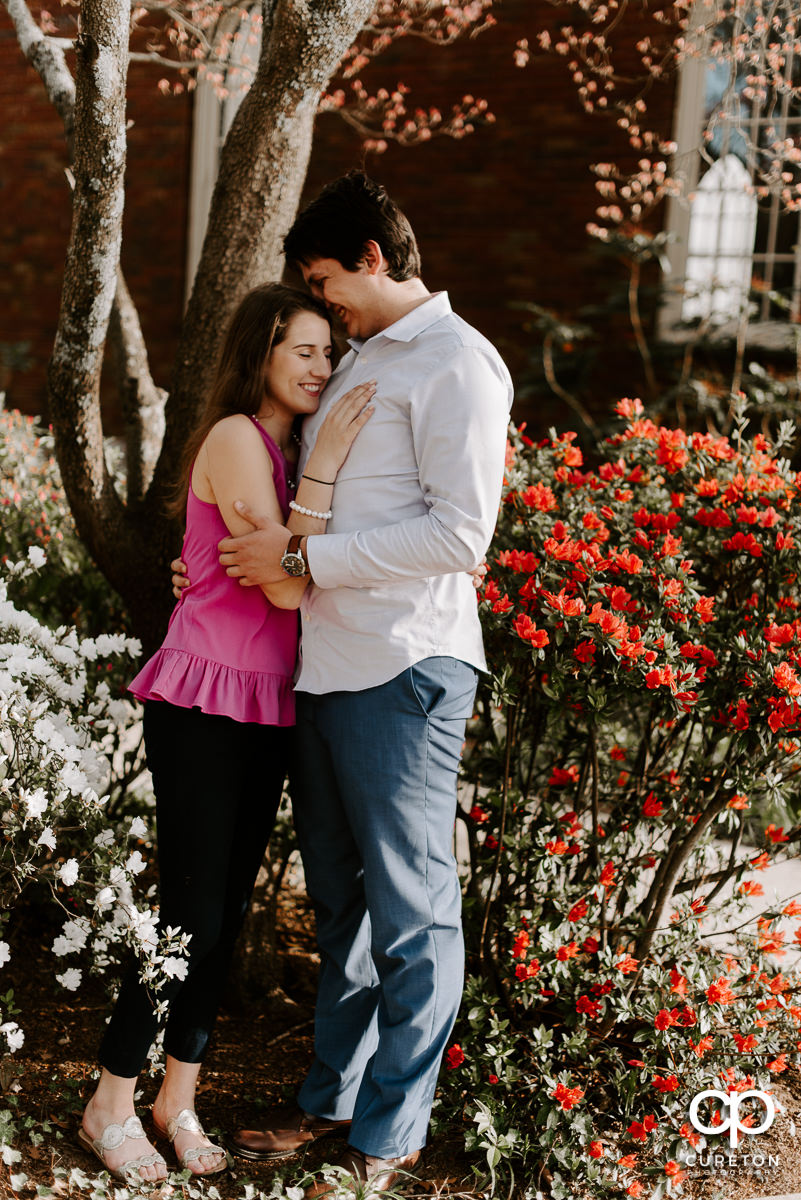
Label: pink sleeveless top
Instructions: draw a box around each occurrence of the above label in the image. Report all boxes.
[129,418,298,725]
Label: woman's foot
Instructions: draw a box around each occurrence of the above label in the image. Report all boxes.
[81,1096,167,1182]
[151,1097,227,1176]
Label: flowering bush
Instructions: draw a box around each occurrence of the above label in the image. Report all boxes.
[0,555,190,1080]
[0,406,128,637]
[441,400,801,1199]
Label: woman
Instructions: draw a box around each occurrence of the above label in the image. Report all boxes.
[79,284,374,1183]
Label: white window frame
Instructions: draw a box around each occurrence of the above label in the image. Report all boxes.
[660,9,801,350]
[185,10,261,301]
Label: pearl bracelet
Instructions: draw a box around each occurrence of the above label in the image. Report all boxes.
[289,500,333,520]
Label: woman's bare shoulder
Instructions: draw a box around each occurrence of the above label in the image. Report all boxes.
[203,413,257,451]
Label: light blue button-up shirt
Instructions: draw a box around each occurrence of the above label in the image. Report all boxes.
[297,291,513,694]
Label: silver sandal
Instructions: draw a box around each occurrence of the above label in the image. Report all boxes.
[78,1114,167,1182]
[153,1107,227,1175]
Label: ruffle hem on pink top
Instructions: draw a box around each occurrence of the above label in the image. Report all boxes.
[129,646,295,727]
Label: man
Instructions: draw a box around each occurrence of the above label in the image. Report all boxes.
[222,173,512,1195]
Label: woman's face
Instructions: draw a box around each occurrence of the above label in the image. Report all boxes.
[262,310,332,420]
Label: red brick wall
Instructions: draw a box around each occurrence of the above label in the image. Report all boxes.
[1,0,676,433]
[301,1,678,427]
[0,11,192,429]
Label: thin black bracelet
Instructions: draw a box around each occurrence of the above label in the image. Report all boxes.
[301,473,336,486]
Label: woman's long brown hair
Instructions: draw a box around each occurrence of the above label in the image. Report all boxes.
[168,283,330,518]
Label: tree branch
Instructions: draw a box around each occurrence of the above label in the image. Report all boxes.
[3,0,76,146]
[109,270,167,504]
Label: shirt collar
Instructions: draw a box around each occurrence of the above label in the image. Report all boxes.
[348,291,452,352]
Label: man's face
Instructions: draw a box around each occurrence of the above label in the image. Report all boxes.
[301,257,382,341]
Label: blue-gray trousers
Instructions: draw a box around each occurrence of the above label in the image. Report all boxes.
[292,656,477,1158]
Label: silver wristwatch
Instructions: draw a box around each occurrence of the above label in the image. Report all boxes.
[280,534,309,577]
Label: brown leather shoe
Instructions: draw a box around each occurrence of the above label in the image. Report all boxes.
[304,1145,422,1197]
[226,1108,351,1161]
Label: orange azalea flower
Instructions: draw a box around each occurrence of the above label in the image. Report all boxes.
[689,1035,714,1057]
[707,977,736,1005]
[664,1161,686,1182]
[653,1075,679,1093]
[599,862,616,889]
[445,1044,464,1069]
[669,967,688,995]
[511,930,530,959]
[552,1081,584,1110]
[513,613,549,647]
[549,765,579,786]
[642,792,664,818]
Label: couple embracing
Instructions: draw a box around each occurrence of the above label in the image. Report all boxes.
[78,172,512,1196]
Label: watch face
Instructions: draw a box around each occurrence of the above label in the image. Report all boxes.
[281,552,306,577]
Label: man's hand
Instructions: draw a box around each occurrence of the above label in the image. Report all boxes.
[171,557,190,600]
[218,501,293,586]
[470,556,489,590]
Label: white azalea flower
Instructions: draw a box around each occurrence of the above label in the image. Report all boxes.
[95,829,115,848]
[95,886,114,911]
[36,827,56,851]
[125,850,147,876]
[59,763,89,797]
[24,788,48,821]
[57,858,79,887]
[161,957,188,981]
[0,1022,24,1052]
[0,942,9,968]
[26,545,46,569]
[56,968,82,991]
[128,908,159,949]
[128,816,147,839]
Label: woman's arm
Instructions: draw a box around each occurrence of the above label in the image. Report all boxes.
[202,383,375,608]
[196,416,317,610]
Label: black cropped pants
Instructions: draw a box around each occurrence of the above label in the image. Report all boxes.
[99,700,287,1077]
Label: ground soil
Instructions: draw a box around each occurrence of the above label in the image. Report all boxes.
[4,888,801,1200]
